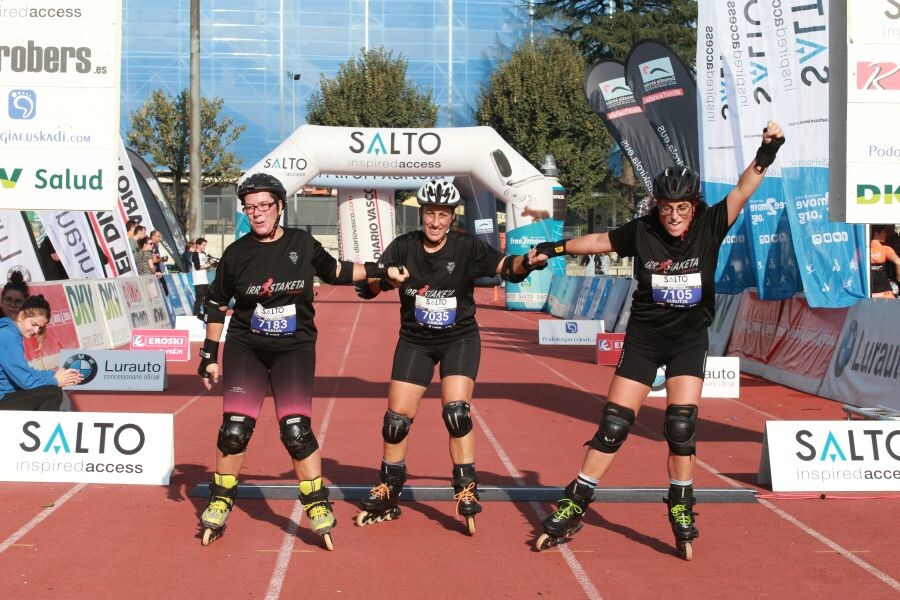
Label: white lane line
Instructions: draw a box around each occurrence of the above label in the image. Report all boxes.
[482,321,899,594]
[473,406,602,600]
[0,483,86,555]
[264,301,363,600]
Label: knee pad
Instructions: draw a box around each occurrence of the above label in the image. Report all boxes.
[382,410,413,444]
[664,404,698,456]
[217,413,256,455]
[586,403,635,453]
[280,415,319,461]
[442,401,473,438]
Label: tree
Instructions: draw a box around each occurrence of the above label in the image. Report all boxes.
[306,47,438,127]
[127,89,246,227]
[475,36,612,217]
[533,0,698,68]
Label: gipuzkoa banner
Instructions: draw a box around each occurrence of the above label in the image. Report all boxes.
[0,411,173,485]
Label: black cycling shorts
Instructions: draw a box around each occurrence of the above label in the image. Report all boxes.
[391,331,481,387]
[615,325,708,386]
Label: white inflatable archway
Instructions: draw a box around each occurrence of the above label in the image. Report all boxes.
[239,125,553,232]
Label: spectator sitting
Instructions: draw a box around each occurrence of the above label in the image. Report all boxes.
[0,294,83,411]
[1,270,29,320]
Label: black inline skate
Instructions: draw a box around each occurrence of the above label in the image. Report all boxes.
[535,479,594,551]
[665,485,699,560]
[200,473,237,546]
[452,463,483,535]
[355,462,406,526]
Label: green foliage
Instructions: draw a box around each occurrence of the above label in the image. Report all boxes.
[475,36,611,216]
[126,89,246,225]
[533,0,698,69]
[306,47,438,127]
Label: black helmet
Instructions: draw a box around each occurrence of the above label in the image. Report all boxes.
[416,179,460,207]
[652,167,701,201]
[237,172,287,202]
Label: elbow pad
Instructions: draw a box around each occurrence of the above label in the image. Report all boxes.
[204,297,227,324]
[499,255,528,284]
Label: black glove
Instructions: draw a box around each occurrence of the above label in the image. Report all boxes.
[521,252,547,272]
[197,339,219,379]
[533,239,569,259]
[754,129,786,172]
[355,281,377,299]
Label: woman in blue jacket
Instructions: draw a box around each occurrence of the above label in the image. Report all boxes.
[0,295,83,411]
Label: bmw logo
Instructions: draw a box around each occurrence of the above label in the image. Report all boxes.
[62,353,98,385]
[833,320,856,378]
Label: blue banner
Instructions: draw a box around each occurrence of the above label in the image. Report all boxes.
[505,220,557,310]
[744,178,802,300]
[782,167,867,307]
[706,182,757,294]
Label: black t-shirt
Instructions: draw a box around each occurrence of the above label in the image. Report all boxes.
[609,200,731,336]
[381,231,504,343]
[208,228,338,349]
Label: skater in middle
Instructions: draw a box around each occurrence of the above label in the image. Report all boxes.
[353,179,545,534]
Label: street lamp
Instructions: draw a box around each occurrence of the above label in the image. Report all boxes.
[287,72,301,133]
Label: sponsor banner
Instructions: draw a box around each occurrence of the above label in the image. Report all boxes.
[115,136,155,231]
[24,282,79,368]
[819,300,900,412]
[596,333,626,365]
[117,277,152,330]
[0,210,45,281]
[0,410,173,485]
[0,1,121,211]
[625,39,699,169]
[573,276,602,318]
[175,314,231,342]
[845,138,900,224]
[612,279,638,332]
[473,218,494,235]
[39,211,106,279]
[538,319,605,345]
[163,274,189,317]
[725,290,781,363]
[505,220,556,310]
[88,208,136,277]
[596,278,632,328]
[140,275,172,328]
[768,297,847,379]
[238,126,553,248]
[708,293,742,357]
[93,279,131,348]
[584,60,673,196]
[63,280,110,349]
[60,348,166,391]
[336,188,395,263]
[760,421,900,492]
[545,274,575,318]
[131,328,190,362]
[648,356,741,398]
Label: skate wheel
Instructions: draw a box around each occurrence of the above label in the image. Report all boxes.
[678,541,693,561]
[535,532,556,551]
[323,533,334,551]
[355,511,369,527]
[466,516,476,535]
[201,527,219,546]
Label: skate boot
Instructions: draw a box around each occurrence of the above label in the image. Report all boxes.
[535,479,594,551]
[299,477,336,551]
[200,473,238,545]
[452,463,482,535]
[665,485,699,561]
[356,461,406,527]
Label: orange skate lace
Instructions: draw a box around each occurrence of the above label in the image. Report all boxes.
[453,482,479,516]
[369,483,390,499]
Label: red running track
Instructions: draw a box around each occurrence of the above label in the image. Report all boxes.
[1,285,899,599]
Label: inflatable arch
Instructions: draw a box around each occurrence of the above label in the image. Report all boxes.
[238,125,558,309]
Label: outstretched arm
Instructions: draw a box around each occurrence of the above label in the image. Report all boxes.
[529,233,614,263]
[726,120,786,225]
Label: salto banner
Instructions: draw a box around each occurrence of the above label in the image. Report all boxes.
[0,0,121,211]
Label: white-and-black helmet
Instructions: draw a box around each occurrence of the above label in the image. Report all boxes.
[416,179,460,207]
